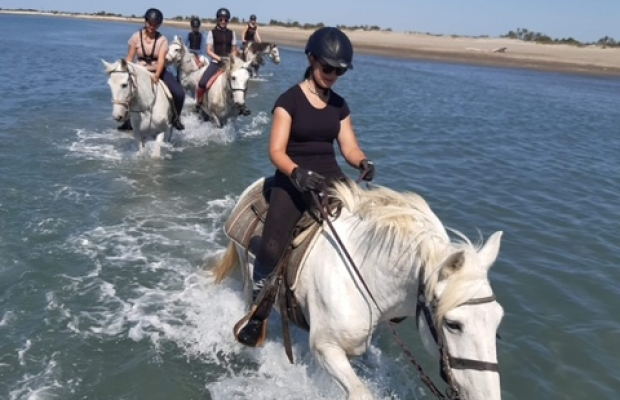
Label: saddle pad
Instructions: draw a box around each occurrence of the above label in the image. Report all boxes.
[206,70,225,90]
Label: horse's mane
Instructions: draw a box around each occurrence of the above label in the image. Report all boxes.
[250,42,273,52]
[330,181,487,322]
[222,55,247,75]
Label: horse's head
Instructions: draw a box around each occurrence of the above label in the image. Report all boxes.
[102,58,136,122]
[421,231,504,400]
[166,35,185,64]
[267,43,281,64]
[223,56,252,108]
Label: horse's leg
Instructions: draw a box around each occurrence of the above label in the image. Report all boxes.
[310,337,374,400]
[152,131,165,158]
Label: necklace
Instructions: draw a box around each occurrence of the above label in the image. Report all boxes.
[305,80,329,98]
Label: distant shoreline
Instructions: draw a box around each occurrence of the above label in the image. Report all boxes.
[3,10,620,77]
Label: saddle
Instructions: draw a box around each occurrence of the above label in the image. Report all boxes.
[225,177,341,360]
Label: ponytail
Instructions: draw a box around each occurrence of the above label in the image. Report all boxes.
[303,66,312,79]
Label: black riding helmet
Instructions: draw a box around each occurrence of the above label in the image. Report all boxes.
[250,14,257,21]
[190,17,201,28]
[144,8,163,25]
[216,8,230,19]
[305,27,354,70]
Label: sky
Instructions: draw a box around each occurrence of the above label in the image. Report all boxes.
[3,0,619,43]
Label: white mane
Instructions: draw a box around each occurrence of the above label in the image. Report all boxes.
[331,181,489,322]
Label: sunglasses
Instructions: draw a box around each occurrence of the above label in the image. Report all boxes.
[218,18,229,23]
[318,60,346,76]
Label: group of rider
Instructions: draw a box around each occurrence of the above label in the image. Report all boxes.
[121,7,263,131]
[123,7,376,347]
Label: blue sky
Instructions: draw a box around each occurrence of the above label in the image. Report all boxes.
[3,0,619,42]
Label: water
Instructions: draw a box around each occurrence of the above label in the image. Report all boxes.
[1,13,619,400]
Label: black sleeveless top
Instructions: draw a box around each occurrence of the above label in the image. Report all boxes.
[187,31,203,51]
[273,84,351,177]
[211,28,233,56]
[244,25,257,41]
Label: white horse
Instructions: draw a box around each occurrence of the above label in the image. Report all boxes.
[212,178,504,400]
[102,58,173,157]
[200,56,253,128]
[242,41,281,77]
[165,35,208,95]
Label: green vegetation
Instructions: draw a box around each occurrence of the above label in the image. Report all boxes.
[1,8,615,44]
[502,28,619,48]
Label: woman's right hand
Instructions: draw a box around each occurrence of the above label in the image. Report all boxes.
[291,167,325,192]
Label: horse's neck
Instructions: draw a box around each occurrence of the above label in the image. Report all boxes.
[131,65,159,111]
[328,211,422,317]
[209,72,230,106]
[181,49,199,75]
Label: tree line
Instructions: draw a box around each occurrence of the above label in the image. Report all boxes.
[502,28,619,48]
[2,9,616,44]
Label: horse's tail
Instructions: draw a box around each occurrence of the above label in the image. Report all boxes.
[212,241,240,284]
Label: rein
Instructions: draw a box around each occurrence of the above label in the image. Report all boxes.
[309,173,499,400]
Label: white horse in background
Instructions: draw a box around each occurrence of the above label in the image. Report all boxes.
[242,42,281,77]
[165,35,208,96]
[167,37,252,128]
[199,56,253,128]
[213,178,504,400]
[102,59,173,157]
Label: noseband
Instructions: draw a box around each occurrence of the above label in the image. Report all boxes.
[416,266,499,400]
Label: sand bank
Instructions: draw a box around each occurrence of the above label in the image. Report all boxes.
[4,10,620,76]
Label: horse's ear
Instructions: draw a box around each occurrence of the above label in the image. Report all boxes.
[478,231,502,271]
[439,250,465,279]
[102,59,113,73]
[120,58,128,70]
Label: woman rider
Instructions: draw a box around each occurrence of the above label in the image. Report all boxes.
[195,7,239,106]
[241,14,262,49]
[234,27,376,346]
[186,16,206,68]
[125,8,185,131]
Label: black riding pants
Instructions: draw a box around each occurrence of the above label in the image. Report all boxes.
[161,69,185,117]
[198,61,221,89]
[253,170,346,281]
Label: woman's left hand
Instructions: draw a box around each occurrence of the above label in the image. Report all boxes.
[358,159,375,181]
[151,75,160,84]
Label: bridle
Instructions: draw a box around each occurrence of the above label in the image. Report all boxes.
[416,265,499,400]
[109,70,137,116]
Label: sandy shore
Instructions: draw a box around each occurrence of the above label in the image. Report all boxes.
[4,10,620,76]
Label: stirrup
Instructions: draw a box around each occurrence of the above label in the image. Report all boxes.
[233,305,269,347]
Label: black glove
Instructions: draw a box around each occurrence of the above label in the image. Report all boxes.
[291,167,325,192]
[358,159,375,181]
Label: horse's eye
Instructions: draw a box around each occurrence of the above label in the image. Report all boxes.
[121,83,129,88]
[444,320,463,332]
[231,77,236,81]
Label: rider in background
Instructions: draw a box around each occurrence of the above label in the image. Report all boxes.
[195,7,239,106]
[242,14,262,50]
[250,27,375,302]
[125,8,185,131]
[186,16,206,68]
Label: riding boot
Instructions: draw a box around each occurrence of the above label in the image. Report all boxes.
[233,261,278,347]
[172,117,185,131]
[117,120,132,131]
